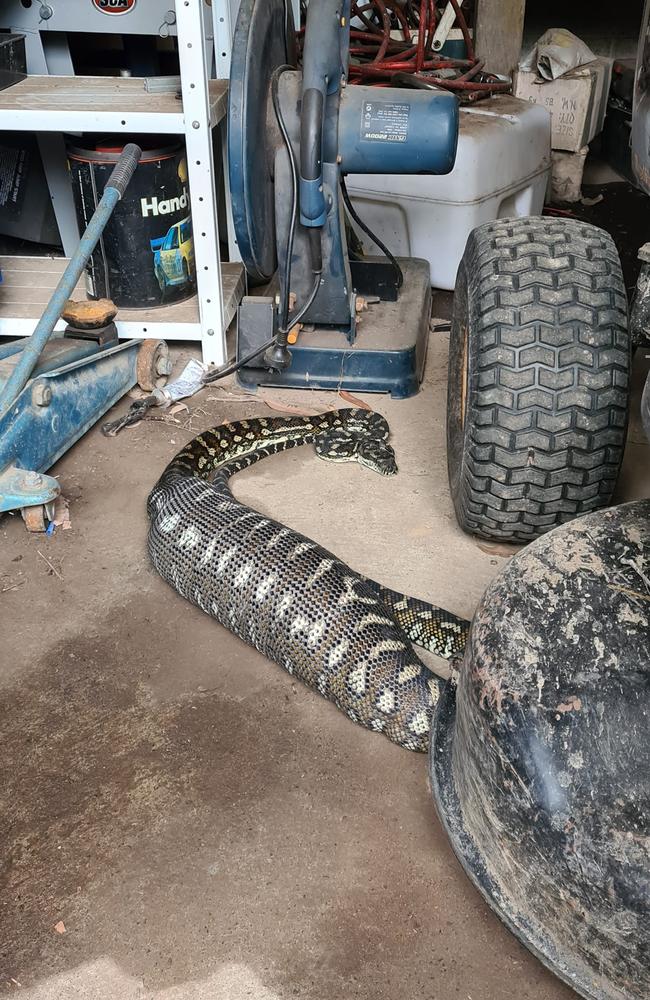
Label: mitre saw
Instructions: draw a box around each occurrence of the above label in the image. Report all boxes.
[229,0,459,397]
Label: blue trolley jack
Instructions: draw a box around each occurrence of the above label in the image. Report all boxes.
[0,144,169,531]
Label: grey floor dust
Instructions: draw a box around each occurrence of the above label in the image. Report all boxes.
[1,331,648,1000]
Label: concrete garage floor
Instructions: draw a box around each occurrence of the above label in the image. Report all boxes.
[1,331,649,1000]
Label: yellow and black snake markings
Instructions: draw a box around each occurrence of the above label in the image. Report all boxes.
[147,409,469,752]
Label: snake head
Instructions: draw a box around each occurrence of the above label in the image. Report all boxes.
[315,414,398,477]
[358,440,398,477]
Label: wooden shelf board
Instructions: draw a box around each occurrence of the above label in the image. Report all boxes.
[0,255,244,340]
[0,76,228,132]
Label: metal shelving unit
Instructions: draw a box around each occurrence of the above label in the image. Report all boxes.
[0,75,228,132]
[0,256,245,343]
[0,0,241,366]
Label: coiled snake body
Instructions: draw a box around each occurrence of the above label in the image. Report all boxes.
[147,409,469,751]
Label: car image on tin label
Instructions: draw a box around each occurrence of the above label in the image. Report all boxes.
[151,216,195,300]
[92,0,137,15]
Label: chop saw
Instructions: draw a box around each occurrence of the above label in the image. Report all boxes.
[228,0,459,398]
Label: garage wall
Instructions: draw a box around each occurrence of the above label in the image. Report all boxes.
[523,0,645,60]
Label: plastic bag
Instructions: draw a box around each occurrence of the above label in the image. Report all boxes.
[519,29,596,81]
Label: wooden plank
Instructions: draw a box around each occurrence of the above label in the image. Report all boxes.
[0,76,228,130]
[474,0,526,77]
[0,257,244,333]
[117,267,244,328]
[0,258,86,319]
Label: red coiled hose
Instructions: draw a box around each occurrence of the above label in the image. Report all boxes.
[340,0,510,101]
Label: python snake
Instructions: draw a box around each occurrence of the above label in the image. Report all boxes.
[147,408,469,751]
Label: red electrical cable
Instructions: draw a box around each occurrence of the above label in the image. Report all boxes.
[351,56,471,78]
[327,2,509,101]
[415,0,427,71]
[353,2,384,35]
[445,0,475,61]
[424,0,437,60]
[371,0,392,63]
[390,3,412,42]
[454,58,484,82]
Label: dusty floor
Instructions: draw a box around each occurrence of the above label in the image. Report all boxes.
[1,332,648,1000]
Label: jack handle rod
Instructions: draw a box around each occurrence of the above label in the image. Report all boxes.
[0,143,142,419]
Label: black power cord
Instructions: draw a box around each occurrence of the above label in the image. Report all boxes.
[201,337,277,385]
[204,64,322,385]
[268,64,322,366]
[340,174,403,290]
[102,332,281,432]
[271,64,300,334]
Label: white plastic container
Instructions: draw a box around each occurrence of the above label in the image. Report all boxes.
[346,95,551,291]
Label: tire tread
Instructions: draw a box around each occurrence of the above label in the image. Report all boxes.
[448,218,630,542]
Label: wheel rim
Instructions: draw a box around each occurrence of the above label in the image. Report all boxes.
[459,322,469,430]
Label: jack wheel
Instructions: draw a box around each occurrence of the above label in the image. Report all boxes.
[447,217,630,543]
[137,339,169,393]
[22,502,55,533]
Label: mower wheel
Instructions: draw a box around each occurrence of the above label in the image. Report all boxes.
[447,217,630,543]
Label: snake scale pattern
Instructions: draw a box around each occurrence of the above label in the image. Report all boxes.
[147,408,469,751]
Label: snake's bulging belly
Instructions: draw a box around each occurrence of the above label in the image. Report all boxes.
[148,476,439,751]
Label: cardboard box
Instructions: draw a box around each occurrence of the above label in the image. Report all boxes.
[514,58,612,152]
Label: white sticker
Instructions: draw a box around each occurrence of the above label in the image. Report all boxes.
[362,101,410,142]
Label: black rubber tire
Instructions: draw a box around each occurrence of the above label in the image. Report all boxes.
[447,217,630,543]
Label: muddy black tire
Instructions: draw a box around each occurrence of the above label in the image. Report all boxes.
[447,218,630,542]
